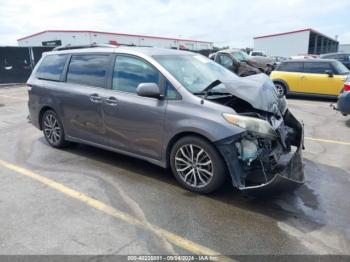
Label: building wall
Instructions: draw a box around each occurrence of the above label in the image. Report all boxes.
[18,31,213,51]
[0,46,53,84]
[253,31,310,57]
[339,44,350,53]
[308,32,338,54]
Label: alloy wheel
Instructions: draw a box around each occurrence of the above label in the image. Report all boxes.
[174,144,213,188]
[43,113,61,144]
[274,83,285,96]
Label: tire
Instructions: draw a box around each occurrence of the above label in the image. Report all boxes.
[41,110,69,148]
[170,136,227,194]
[274,81,287,97]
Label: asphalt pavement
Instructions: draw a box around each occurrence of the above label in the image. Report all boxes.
[0,85,349,256]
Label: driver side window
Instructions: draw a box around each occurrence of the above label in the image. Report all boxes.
[112,55,160,94]
[218,54,234,69]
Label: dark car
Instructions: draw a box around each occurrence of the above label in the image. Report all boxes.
[27,45,304,193]
[209,51,261,77]
[336,78,350,116]
[321,53,350,70]
[270,56,287,66]
[210,49,275,76]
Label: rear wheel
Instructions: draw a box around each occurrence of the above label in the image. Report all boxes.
[274,82,287,97]
[41,110,69,148]
[170,136,227,193]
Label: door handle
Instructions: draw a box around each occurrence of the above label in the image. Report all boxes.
[105,96,118,106]
[89,93,102,103]
[300,75,306,79]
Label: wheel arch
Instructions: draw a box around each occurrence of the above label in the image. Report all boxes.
[38,106,56,130]
[165,131,214,168]
[273,79,290,92]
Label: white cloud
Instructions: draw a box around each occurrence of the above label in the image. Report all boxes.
[0,0,349,47]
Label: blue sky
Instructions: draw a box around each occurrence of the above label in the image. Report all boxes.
[0,0,349,47]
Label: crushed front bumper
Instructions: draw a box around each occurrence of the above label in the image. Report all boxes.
[216,110,305,192]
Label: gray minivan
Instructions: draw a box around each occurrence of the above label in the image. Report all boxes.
[27,45,304,193]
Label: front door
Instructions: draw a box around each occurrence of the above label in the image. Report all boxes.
[301,62,344,95]
[62,53,112,144]
[275,62,304,93]
[103,54,167,160]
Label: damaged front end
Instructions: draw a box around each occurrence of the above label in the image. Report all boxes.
[213,75,305,191]
[216,110,304,191]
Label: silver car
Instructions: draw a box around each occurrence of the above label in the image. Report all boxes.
[27,45,304,193]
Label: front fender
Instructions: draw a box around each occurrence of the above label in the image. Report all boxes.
[166,118,245,143]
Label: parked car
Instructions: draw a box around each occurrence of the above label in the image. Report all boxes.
[27,45,304,193]
[211,49,275,75]
[289,55,318,59]
[270,59,350,97]
[271,56,287,66]
[336,78,350,116]
[320,52,350,70]
[209,51,261,77]
[249,50,267,57]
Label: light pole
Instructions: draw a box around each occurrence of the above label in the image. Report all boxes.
[178,35,182,50]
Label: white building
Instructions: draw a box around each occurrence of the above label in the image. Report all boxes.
[253,28,338,57]
[17,30,213,51]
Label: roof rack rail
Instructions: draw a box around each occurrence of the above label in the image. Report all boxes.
[53,43,117,51]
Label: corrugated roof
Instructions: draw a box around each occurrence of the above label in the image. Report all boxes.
[254,28,338,42]
[17,30,213,44]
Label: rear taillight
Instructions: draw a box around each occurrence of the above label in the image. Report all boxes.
[26,83,32,91]
[344,82,350,92]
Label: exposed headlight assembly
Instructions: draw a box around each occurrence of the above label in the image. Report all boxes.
[223,113,277,139]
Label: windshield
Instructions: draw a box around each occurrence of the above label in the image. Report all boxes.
[153,54,238,93]
[333,61,350,75]
[231,51,249,62]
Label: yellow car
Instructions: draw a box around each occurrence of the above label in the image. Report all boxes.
[270,59,349,97]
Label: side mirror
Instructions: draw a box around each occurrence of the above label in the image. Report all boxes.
[136,83,162,99]
[325,70,334,77]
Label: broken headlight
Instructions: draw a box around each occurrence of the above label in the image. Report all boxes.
[223,113,277,139]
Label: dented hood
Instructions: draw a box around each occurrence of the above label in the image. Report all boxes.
[221,74,287,115]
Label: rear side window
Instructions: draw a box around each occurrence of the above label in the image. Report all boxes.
[112,55,160,94]
[304,62,333,74]
[36,54,68,81]
[276,62,303,72]
[66,54,110,88]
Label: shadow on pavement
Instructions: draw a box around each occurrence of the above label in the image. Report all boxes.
[287,94,337,102]
[55,140,350,240]
[345,118,350,128]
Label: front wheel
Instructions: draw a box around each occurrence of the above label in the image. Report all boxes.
[170,136,227,194]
